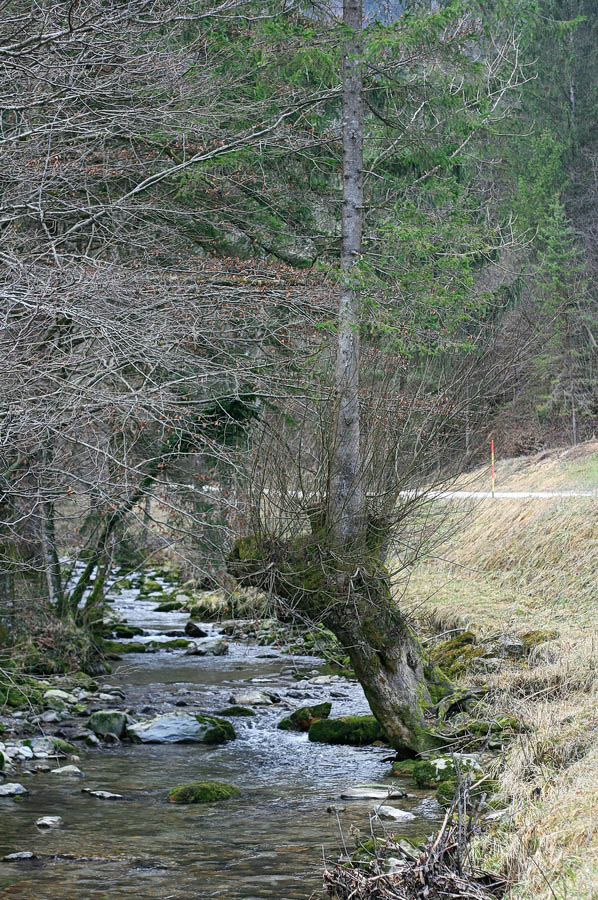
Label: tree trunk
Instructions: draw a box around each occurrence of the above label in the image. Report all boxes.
[329,0,365,546]
[229,537,448,756]
[39,444,65,614]
[230,0,450,757]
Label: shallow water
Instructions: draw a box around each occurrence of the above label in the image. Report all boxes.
[0,585,442,899]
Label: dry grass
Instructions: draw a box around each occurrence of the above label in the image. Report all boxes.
[398,442,598,900]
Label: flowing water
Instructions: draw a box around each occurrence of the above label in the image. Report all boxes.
[0,585,443,899]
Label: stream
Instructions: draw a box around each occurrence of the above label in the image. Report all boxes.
[0,581,443,899]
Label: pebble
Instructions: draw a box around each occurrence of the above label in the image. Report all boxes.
[3,851,36,861]
[36,816,63,828]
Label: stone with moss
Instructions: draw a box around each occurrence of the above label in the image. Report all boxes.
[278,702,332,732]
[149,638,192,650]
[429,632,485,677]
[88,709,128,739]
[155,600,184,612]
[167,780,240,804]
[308,715,384,746]
[215,705,256,717]
[110,623,144,639]
[103,640,147,655]
[435,775,500,808]
[520,629,558,653]
[413,754,481,789]
[140,578,162,595]
[390,759,418,777]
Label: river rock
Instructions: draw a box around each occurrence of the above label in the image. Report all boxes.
[229,690,276,706]
[278,702,331,732]
[0,783,29,797]
[184,621,209,638]
[88,710,127,739]
[51,765,84,777]
[82,788,124,800]
[3,851,36,860]
[185,639,229,656]
[36,816,63,828]
[127,713,235,744]
[43,689,77,709]
[374,805,416,821]
[308,715,384,747]
[341,785,406,801]
[308,675,342,685]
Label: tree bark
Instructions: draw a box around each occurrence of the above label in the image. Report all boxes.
[329,0,365,546]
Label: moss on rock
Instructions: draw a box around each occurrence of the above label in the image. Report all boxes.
[215,705,256,717]
[390,759,418,777]
[308,715,384,746]
[103,640,147,655]
[429,632,485,677]
[278,702,332,732]
[167,781,240,804]
[155,601,184,612]
[195,714,235,743]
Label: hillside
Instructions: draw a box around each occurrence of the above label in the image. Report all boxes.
[403,442,598,900]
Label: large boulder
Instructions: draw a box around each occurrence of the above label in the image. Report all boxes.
[277,702,332,732]
[167,781,240,804]
[308,715,384,747]
[127,713,235,744]
[88,710,128,739]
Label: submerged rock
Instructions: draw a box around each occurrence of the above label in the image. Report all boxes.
[0,783,29,797]
[374,805,416,821]
[51,765,84,777]
[82,788,124,800]
[229,690,276,706]
[308,715,384,747]
[88,710,127,739]
[184,621,209,638]
[36,816,63,828]
[185,639,228,656]
[277,702,332,732]
[341,785,406,801]
[167,781,240,804]
[215,706,256,717]
[127,713,235,744]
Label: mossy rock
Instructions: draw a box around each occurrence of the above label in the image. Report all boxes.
[390,759,418,777]
[215,706,256,717]
[0,685,43,709]
[148,638,192,650]
[435,776,500,808]
[520,629,558,653]
[110,623,144,639]
[167,781,240,804]
[88,710,127,739]
[278,701,332,732]
[140,578,162,595]
[103,640,147,654]
[195,714,236,743]
[413,755,482,789]
[308,715,384,746]
[155,601,184,612]
[429,632,484,677]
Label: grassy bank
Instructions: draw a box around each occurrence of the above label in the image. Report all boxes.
[403,442,598,900]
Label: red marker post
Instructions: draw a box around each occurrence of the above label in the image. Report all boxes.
[490,439,495,498]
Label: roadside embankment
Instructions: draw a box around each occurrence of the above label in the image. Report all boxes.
[403,443,597,900]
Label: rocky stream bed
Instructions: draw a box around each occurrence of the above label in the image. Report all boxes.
[0,574,450,899]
